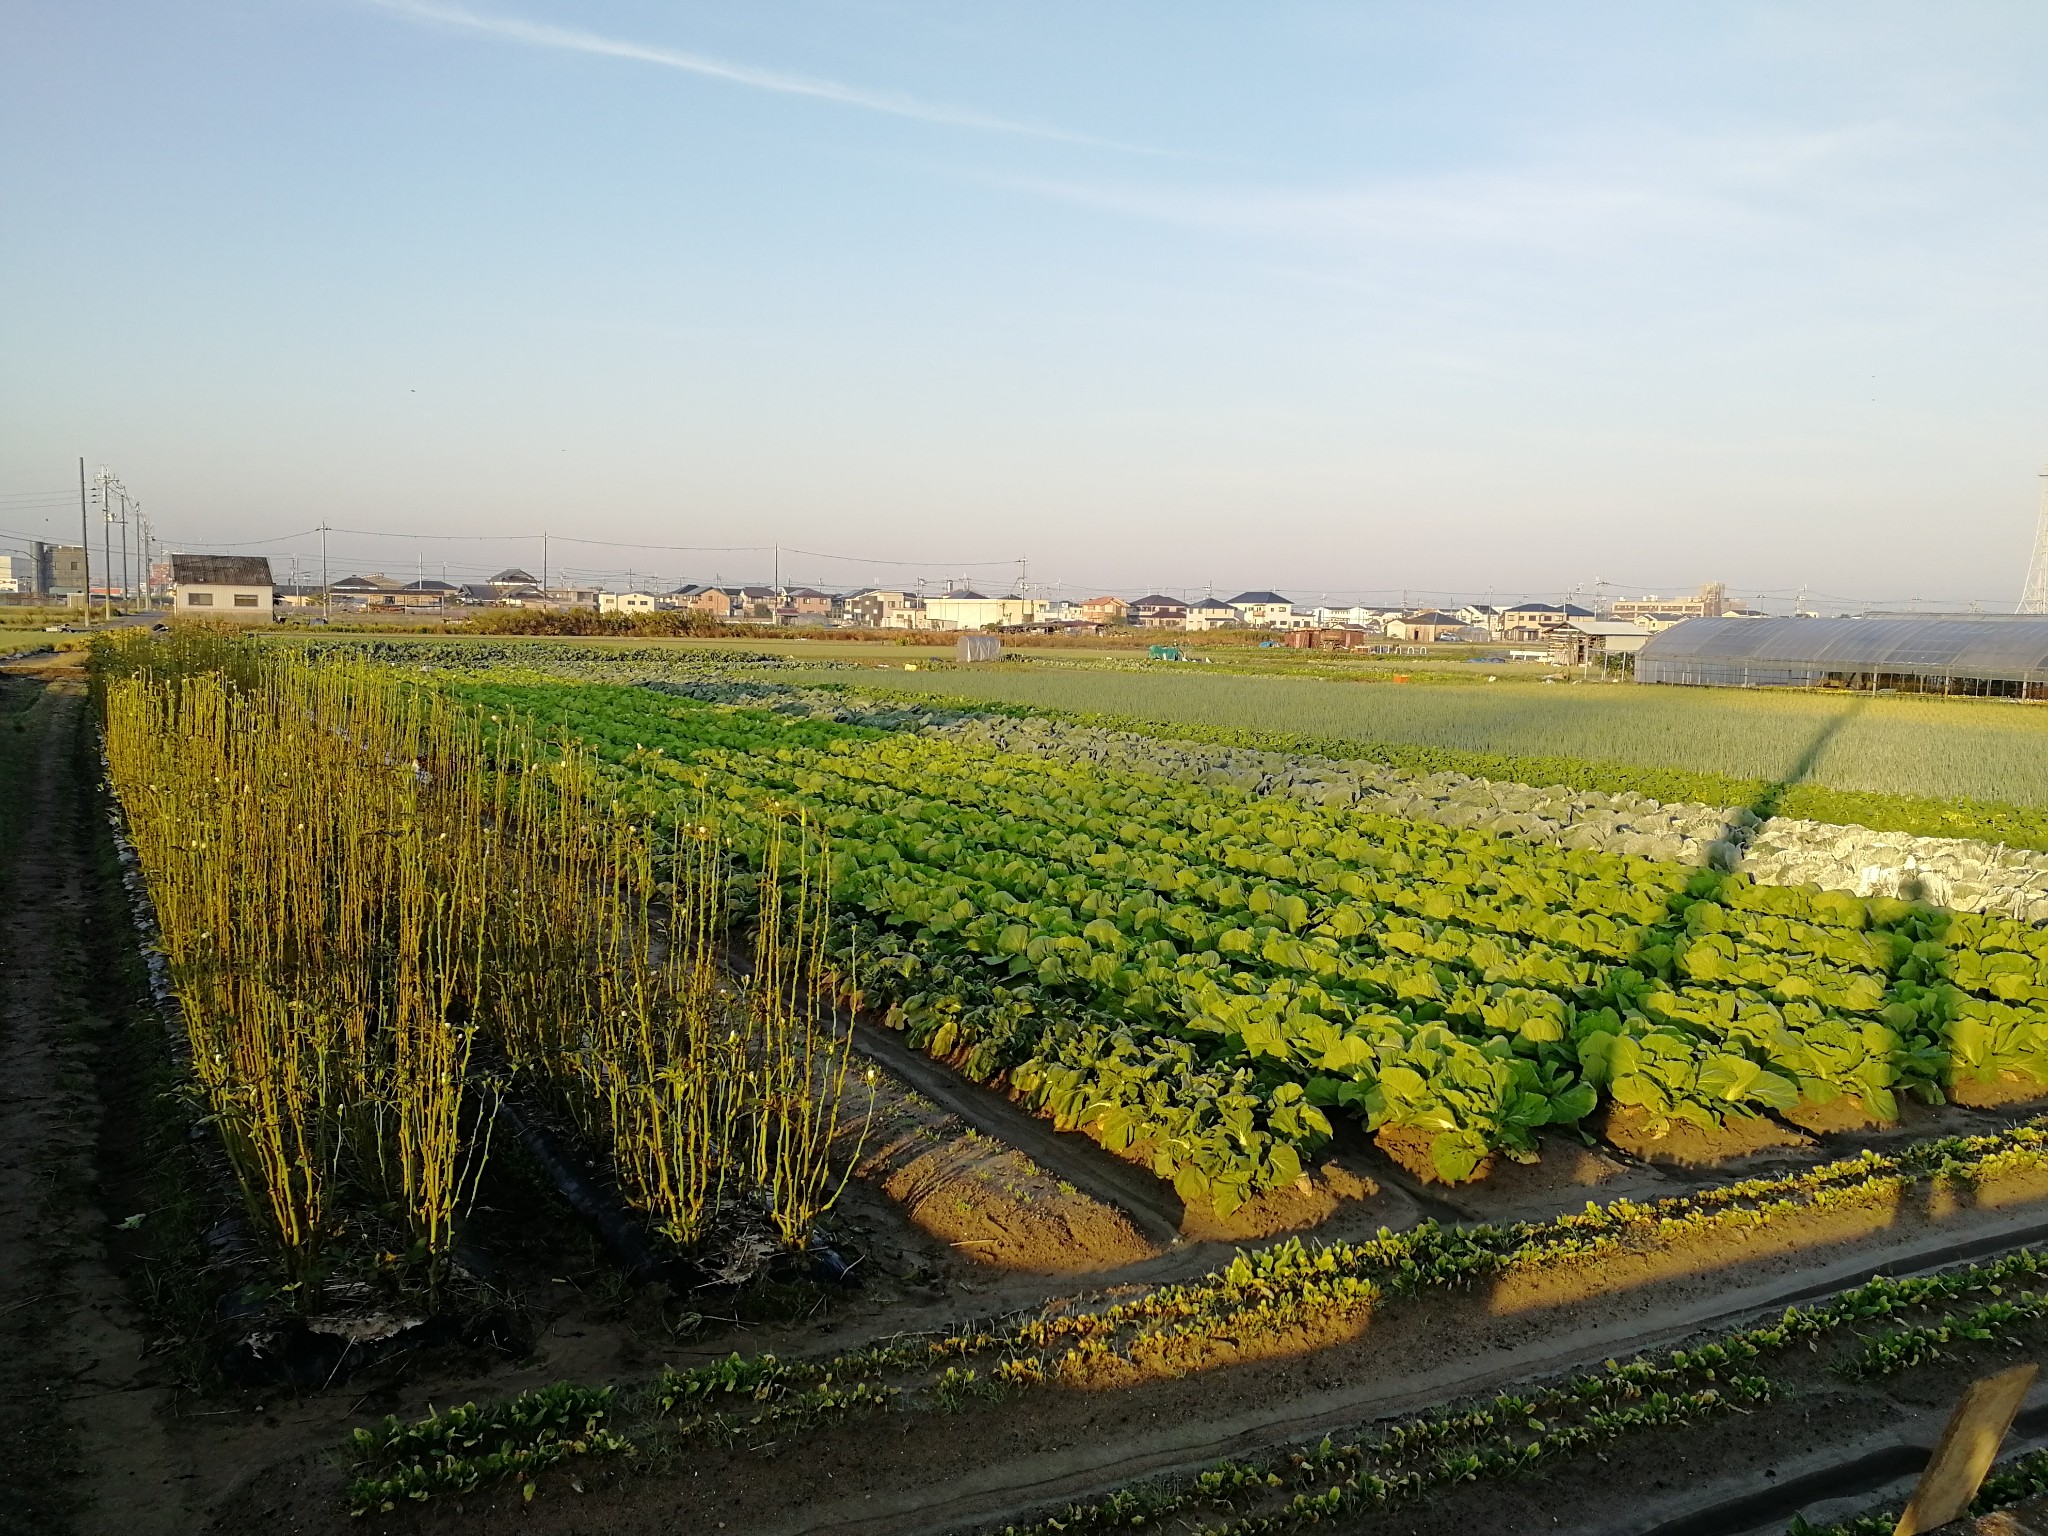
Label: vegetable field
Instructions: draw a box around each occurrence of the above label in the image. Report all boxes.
[460,679,2048,1202]
[779,659,2048,808]
[23,632,2048,1536]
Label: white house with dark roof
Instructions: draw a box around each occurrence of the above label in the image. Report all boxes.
[1225,590,1294,627]
[1183,597,1242,631]
[171,554,275,621]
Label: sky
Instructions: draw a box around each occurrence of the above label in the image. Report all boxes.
[5,1,2048,607]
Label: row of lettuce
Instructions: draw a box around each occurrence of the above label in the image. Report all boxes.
[457,680,2048,1207]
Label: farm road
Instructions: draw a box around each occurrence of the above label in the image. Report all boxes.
[0,657,184,1536]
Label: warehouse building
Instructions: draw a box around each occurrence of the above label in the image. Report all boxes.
[1637,615,2048,699]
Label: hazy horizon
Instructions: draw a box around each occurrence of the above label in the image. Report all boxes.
[6,1,2047,607]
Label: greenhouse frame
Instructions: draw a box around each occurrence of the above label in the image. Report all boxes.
[1635,615,2048,699]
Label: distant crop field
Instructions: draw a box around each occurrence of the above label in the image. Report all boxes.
[786,665,2048,808]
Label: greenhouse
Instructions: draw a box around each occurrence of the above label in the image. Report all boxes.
[1635,615,2048,699]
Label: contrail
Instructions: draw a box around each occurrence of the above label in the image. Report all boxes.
[365,0,1148,151]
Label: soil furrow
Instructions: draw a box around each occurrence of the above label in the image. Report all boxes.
[777,1204,2048,1536]
[851,1020,1187,1246]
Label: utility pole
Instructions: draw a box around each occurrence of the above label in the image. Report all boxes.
[119,484,131,609]
[77,458,91,627]
[541,530,549,595]
[97,470,115,622]
[320,522,330,622]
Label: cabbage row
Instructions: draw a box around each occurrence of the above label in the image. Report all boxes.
[459,681,2048,1207]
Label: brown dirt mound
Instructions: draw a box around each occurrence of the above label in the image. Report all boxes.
[857,1072,1153,1273]
[1174,1159,1391,1244]
[1373,1124,1499,1186]
[1948,1072,2048,1110]
[1596,1103,1814,1166]
[1781,1093,1893,1135]
[1418,1134,1675,1224]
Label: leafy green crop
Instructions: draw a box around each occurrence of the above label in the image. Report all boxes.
[469,679,2048,1202]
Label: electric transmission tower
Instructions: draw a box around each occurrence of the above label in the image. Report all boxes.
[2024,465,2048,614]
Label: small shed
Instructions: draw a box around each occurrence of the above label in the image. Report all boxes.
[957,634,1002,663]
[171,554,274,621]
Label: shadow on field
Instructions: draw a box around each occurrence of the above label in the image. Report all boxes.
[1714,696,1867,851]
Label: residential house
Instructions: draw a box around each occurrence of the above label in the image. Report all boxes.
[599,591,660,614]
[673,586,735,618]
[1627,611,1695,634]
[728,586,779,621]
[1078,595,1129,625]
[328,573,400,605]
[171,554,275,622]
[487,567,542,594]
[1499,602,1595,641]
[843,589,924,629]
[1383,611,1468,643]
[780,588,834,621]
[535,587,602,610]
[1455,605,1503,635]
[1225,591,1294,628]
[1312,604,1389,631]
[1130,595,1189,629]
[1183,598,1242,632]
[399,579,461,608]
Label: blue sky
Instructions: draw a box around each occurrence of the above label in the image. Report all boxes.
[4,1,2046,605]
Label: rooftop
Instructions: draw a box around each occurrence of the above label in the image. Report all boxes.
[171,554,273,586]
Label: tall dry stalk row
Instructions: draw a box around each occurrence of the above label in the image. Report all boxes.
[96,633,870,1298]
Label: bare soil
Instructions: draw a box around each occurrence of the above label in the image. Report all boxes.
[854,1070,1153,1274]
[1783,1092,1892,1135]
[0,660,184,1535]
[1596,1101,1816,1165]
[1373,1124,1500,1185]
[1952,1073,2048,1111]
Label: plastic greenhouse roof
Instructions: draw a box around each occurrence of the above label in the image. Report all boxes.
[1636,616,2048,683]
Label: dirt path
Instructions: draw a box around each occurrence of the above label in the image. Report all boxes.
[0,659,187,1535]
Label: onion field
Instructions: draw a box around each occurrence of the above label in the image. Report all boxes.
[781,660,2048,808]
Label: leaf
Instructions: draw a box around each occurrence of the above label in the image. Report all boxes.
[1428,1130,1489,1183]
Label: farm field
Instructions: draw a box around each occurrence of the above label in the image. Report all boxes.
[774,658,2048,809]
[11,631,2048,1536]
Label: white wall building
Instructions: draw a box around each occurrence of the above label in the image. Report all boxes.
[599,591,659,614]
[171,554,275,621]
[923,591,1039,630]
